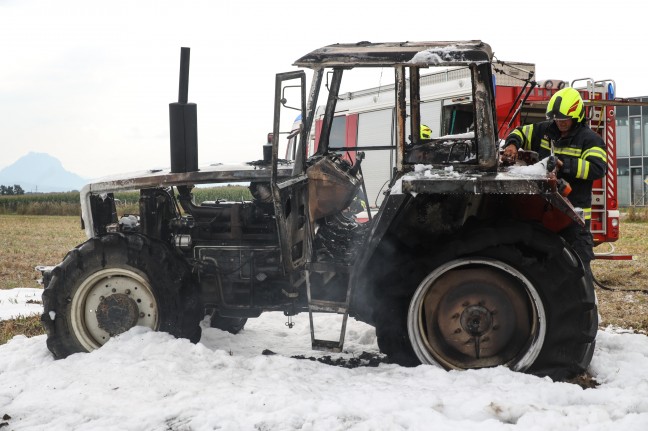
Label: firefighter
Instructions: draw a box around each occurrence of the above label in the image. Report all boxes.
[420,124,432,142]
[408,124,433,146]
[501,87,607,272]
[347,189,367,215]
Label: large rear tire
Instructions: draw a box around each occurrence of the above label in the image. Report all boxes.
[41,233,203,359]
[374,222,597,380]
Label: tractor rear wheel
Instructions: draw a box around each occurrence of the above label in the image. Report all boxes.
[374,223,597,380]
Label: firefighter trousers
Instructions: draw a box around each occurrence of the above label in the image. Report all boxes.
[559,220,595,274]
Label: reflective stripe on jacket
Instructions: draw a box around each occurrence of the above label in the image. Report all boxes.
[505,120,607,210]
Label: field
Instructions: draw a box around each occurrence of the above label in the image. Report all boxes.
[0,186,253,216]
[0,215,87,288]
[0,186,254,288]
[592,220,648,331]
[1,214,647,344]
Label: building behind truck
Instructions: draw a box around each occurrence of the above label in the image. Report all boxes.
[615,100,648,206]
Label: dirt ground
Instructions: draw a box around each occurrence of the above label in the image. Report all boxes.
[592,221,648,332]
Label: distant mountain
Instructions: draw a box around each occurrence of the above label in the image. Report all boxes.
[0,152,87,193]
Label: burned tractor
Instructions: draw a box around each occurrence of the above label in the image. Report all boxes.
[41,42,596,380]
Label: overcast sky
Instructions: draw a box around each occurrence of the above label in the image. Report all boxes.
[1,0,644,179]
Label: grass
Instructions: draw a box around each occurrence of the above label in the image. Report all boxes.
[0,314,42,346]
[0,214,647,345]
[626,206,648,222]
[0,215,87,289]
[0,214,88,345]
[0,186,252,287]
[592,220,648,332]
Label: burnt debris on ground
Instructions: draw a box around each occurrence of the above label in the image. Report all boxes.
[291,351,389,368]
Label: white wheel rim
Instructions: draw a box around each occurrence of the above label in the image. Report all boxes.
[70,268,159,351]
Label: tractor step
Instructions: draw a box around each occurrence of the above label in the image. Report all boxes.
[308,299,348,313]
[310,314,349,353]
[305,268,352,353]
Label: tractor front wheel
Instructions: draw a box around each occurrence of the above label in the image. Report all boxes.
[42,234,203,359]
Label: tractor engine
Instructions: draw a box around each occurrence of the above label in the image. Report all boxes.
[98,183,289,315]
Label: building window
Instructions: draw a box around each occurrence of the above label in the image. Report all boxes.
[632,167,645,205]
[630,117,642,156]
[643,107,648,154]
[617,106,629,157]
[617,163,630,207]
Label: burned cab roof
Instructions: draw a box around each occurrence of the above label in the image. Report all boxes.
[294,41,493,68]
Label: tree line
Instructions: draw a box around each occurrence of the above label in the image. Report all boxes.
[0,185,25,195]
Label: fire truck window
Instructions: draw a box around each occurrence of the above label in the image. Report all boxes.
[329,116,346,149]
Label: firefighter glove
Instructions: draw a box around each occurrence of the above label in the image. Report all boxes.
[501,144,518,165]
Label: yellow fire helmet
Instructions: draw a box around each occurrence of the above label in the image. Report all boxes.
[546,87,585,122]
[420,124,432,140]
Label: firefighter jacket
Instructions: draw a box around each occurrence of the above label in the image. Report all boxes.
[505,120,607,219]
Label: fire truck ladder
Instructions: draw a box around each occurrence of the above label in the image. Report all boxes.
[575,78,610,241]
[576,78,637,260]
[304,262,353,352]
[590,81,608,240]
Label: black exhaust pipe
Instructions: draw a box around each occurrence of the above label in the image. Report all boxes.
[169,47,198,173]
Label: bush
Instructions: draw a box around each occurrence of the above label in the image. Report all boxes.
[625,206,648,222]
